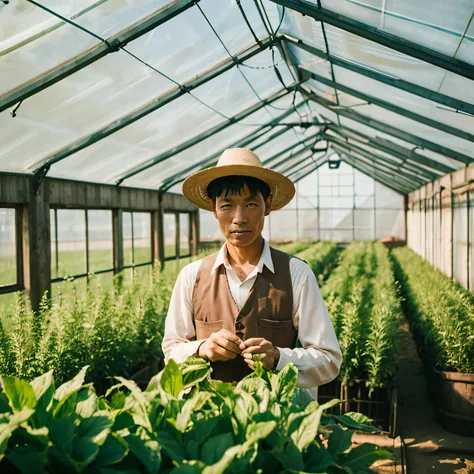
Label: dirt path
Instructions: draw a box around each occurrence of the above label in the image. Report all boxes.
[396,320,474,473]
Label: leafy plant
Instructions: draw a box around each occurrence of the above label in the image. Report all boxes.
[392,247,474,373]
[0,359,392,473]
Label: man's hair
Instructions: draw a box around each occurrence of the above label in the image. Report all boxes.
[207,175,271,202]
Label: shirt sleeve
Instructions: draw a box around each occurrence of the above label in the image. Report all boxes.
[161,261,206,364]
[275,263,342,388]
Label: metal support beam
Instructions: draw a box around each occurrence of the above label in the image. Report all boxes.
[337,151,413,194]
[302,87,474,165]
[114,85,297,184]
[301,67,474,143]
[326,124,447,178]
[271,0,474,80]
[286,37,474,118]
[0,0,199,112]
[29,37,278,175]
[284,151,327,177]
[331,143,420,190]
[325,135,430,184]
[292,158,329,184]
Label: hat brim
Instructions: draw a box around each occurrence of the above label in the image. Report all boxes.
[182,164,296,212]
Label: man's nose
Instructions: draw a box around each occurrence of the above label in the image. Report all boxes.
[233,206,248,224]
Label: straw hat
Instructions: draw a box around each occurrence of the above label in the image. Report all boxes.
[182,148,296,212]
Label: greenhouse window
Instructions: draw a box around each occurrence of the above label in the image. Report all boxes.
[0,206,20,293]
[123,212,152,268]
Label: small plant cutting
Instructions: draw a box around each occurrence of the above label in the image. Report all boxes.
[0,357,391,473]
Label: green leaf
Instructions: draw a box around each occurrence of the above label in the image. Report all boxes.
[327,426,353,456]
[126,431,161,474]
[54,366,89,404]
[49,417,75,456]
[7,446,45,474]
[72,436,100,468]
[176,392,211,432]
[245,421,276,445]
[157,430,186,463]
[1,376,36,412]
[335,443,393,471]
[31,370,54,404]
[275,363,298,402]
[95,433,129,467]
[0,392,12,414]
[180,357,212,390]
[170,460,205,474]
[47,445,80,474]
[272,439,304,471]
[304,442,334,472]
[160,359,184,398]
[76,389,99,419]
[114,377,151,431]
[201,432,234,465]
[0,408,35,457]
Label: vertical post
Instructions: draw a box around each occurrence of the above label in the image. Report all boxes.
[157,193,165,263]
[373,176,377,241]
[432,189,435,266]
[403,195,408,244]
[175,213,180,259]
[113,209,123,274]
[450,176,454,279]
[85,209,90,280]
[423,195,427,260]
[296,182,299,241]
[22,180,51,311]
[317,168,320,241]
[54,208,59,277]
[466,190,470,290]
[15,205,23,290]
[151,210,160,264]
[352,167,355,241]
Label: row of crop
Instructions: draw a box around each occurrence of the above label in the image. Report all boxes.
[295,241,339,285]
[0,252,214,389]
[0,357,391,473]
[392,247,474,374]
[321,242,402,393]
[274,240,314,255]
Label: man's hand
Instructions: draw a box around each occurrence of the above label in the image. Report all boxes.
[198,329,243,362]
[239,338,280,371]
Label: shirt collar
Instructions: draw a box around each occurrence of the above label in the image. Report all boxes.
[211,239,275,275]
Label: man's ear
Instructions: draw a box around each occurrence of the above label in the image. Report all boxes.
[264,194,272,216]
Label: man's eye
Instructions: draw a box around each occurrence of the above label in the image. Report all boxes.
[247,203,258,207]
[220,204,231,208]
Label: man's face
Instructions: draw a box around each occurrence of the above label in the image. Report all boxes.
[211,184,272,247]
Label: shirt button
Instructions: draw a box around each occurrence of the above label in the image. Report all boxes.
[235,321,245,331]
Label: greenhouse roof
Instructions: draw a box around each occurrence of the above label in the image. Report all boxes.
[1,0,473,196]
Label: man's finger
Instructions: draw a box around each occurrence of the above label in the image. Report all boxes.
[241,345,266,357]
[243,352,267,360]
[215,329,244,346]
[208,342,238,360]
[239,338,265,350]
[213,336,242,355]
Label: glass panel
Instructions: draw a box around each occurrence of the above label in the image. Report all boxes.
[453,194,468,288]
[133,212,152,265]
[376,209,405,240]
[88,210,113,273]
[200,210,222,242]
[354,209,374,241]
[0,292,18,317]
[0,208,16,286]
[123,212,133,267]
[179,213,190,256]
[56,209,86,278]
[269,210,297,241]
[297,209,319,240]
[50,209,58,280]
[164,213,177,258]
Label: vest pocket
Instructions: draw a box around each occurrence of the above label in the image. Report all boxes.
[195,320,224,339]
[256,318,295,347]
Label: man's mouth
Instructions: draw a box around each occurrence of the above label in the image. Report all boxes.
[231,230,251,235]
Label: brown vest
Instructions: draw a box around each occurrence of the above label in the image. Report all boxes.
[192,247,297,382]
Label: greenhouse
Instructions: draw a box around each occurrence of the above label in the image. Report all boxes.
[0,0,473,472]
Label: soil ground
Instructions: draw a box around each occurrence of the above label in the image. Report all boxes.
[363,319,474,474]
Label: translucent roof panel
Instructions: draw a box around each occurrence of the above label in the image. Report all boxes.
[0,0,177,96]
[456,21,474,63]
[317,0,473,60]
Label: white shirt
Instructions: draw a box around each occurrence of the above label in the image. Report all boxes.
[162,240,342,399]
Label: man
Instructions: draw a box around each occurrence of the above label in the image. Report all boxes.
[162,148,341,397]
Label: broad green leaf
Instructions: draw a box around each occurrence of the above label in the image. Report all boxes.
[47,445,80,473]
[76,388,99,418]
[326,414,377,433]
[0,392,11,414]
[201,443,246,474]
[49,417,75,456]
[211,380,235,398]
[327,425,353,456]
[201,432,234,465]
[291,410,321,451]
[245,421,276,445]
[53,390,81,419]
[7,447,45,474]
[272,439,304,471]
[126,431,161,474]
[160,359,184,398]
[157,430,186,463]
[31,370,54,404]
[1,376,36,412]
[54,366,89,403]
[15,425,49,450]
[180,357,212,389]
[231,392,258,428]
[170,460,205,474]
[71,436,100,468]
[304,442,334,472]
[95,433,129,467]
[176,392,210,432]
[335,443,392,471]
[275,364,298,402]
[114,377,151,431]
[192,417,218,445]
[0,408,35,456]
[77,415,113,444]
